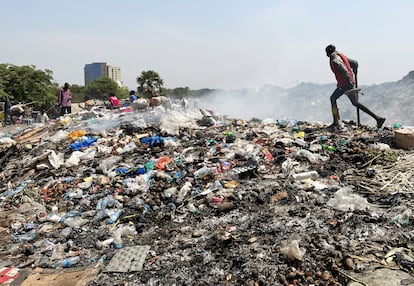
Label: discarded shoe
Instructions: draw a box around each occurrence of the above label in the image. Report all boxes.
[376,117,386,128]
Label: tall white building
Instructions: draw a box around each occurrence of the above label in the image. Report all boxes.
[107,66,122,84]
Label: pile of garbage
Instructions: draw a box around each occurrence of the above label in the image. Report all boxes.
[1,103,414,286]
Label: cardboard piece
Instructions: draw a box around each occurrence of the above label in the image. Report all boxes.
[19,266,99,286]
[394,128,414,149]
[104,245,151,273]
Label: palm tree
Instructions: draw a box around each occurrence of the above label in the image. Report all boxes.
[136,70,164,98]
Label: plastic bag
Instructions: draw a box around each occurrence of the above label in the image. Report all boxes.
[327,186,372,211]
[279,240,306,261]
[48,130,68,143]
[65,150,96,167]
[48,150,64,169]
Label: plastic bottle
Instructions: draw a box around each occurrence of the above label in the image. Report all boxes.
[96,198,108,211]
[292,171,319,181]
[106,195,116,207]
[62,217,88,228]
[296,149,319,164]
[113,225,137,249]
[61,256,80,268]
[24,223,39,231]
[62,210,82,219]
[108,209,123,224]
[194,166,216,179]
[319,135,329,142]
[13,230,37,243]
[322,144,336,153]
[96,238,114,249]
[4,180,34,197]
[294,138,307,147]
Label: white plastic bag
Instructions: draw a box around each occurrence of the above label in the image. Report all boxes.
[48,150,65,169]
[279,240,306,261]
[327,186,372,211]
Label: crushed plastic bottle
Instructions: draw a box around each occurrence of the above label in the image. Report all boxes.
[62,217,88,228]
[96,198,108,211]
[194,166,216,179]
[291,171,319,181]
[13,230,37,243]
[108,209,123,224]
[3,180,33,197]
[24,223,39,231]
[294,138,307,147]
[96,238,114,249]
[296,149,319,163]
[61,256,80,268]
[113,224,137,249]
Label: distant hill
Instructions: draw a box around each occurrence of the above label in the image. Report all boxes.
[194,71,414,127]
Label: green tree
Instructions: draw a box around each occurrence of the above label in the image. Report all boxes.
[167,87,190,99]
[0,64,56,109]
[136,70,164,98]
[117,87,129,100]
[69,84,85,103]
[84,77,123,101]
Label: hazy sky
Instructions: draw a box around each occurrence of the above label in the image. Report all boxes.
[2,0,414,90]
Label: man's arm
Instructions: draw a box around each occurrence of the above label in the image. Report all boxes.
[348,57,358,75]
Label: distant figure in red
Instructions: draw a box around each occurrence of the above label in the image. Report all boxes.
[325,44,385,130]
[58,82,72,116]
[108,92,119,108]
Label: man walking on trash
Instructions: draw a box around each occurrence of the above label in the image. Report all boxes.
[325,44,385,130]
[58,82,72,116]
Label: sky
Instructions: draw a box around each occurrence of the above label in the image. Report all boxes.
[2,0,414,90]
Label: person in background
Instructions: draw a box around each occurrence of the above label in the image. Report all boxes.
[40,108,50,124]
[4,96,12,125]
[108,92,120,108]
[325,44,385,130]
[58,82,72,116]
[10,104,25,124]
[129,90,138,102]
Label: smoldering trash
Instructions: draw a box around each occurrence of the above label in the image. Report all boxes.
[1,102,414,286]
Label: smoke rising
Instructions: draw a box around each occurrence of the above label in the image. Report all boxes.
[191,78,414,128]
[193,84,355,124]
